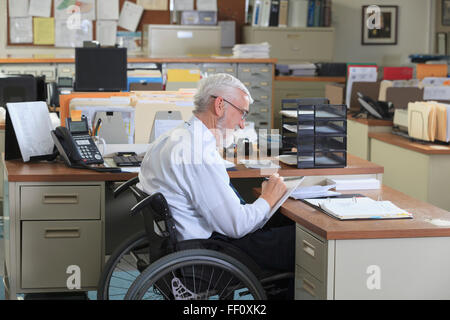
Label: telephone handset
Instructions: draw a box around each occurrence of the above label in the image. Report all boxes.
[51,117,120,172]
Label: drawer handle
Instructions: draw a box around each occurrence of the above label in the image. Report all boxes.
[43,194,79,204]
[303,278,316,297]
[287,34,301,39]
[302,240,316,258]
[45,228,80,239]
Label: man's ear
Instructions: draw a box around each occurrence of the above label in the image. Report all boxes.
[213,96,224,117]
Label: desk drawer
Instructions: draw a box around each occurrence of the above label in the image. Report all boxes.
[21,220,102,289]
[295,266,325,300]
[20,185,101,220]
[296,226,326,281]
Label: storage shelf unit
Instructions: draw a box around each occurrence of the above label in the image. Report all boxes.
[281,98,347,168]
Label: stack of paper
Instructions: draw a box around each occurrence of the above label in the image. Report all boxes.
[304,197,413,220]
[289,63,317,76]
[238,159,280,169]
[327,178,381,190]
[232,42,270,58]
[290,183,340,199]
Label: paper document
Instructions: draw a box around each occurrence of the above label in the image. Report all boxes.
[8,0,29,17]
[174,0,194,10]
[33,17,54,45]
[197,0,217,11]
[6,102,55,162]
[154,119,183,140]
[10,17,33,43]
[345,65,378,108]
[239,159,281,169]
[96,20,118,46]
[280,110,314,118]
[137,0,168,10]
[327,178,380,190]
[269,177,305,216]
[304,197,413,220]
[290,184,340,199]
[97,0,119,20]
[29,0,51,17]
[55,0,96,20]
[118,1,144,32]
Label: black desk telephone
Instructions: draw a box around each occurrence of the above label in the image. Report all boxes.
[51,117,121,172]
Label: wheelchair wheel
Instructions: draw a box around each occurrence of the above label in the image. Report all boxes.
[125,249,267,300]
[97,231,149,300]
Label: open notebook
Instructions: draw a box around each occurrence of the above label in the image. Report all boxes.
[304,196,413,220]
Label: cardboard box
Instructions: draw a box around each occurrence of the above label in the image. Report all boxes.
[325,83,345,105]
[385,87,424,109]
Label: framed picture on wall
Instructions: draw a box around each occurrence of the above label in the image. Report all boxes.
[361,5,398,45]
[443,0,450,25]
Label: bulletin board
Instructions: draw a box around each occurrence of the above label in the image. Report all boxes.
[6,0,245,48]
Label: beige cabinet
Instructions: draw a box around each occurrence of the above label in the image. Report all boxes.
[3,180,105,298]
[243,27,334,63]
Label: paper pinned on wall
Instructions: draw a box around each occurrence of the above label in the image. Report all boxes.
[54,19,93,47]
[33,17,54,45]
[10,17,33,43]
[196,0,217,11]
[97,0,120,20]
[174,0,194,11]
[54,0,96,21]
[118,1,144,32]
[116,31,142,54]
[8,0,29,18]
[97,20,118,46]
[137,0,168,10]
[28,0,51,17]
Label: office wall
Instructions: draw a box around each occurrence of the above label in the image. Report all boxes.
[332,0,433,66]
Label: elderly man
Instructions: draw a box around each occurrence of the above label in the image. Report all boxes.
[138,73,294,298]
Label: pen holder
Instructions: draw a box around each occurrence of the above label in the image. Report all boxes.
[93,136,107,156]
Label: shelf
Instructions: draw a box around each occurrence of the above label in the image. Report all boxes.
[275,76,346,83]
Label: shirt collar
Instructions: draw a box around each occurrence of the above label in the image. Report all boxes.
[187,115,217,145]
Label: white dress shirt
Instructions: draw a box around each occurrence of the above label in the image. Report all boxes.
[138,115,271,241]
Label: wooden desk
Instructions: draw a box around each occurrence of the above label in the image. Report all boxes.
[347,116,393,160]
[369,132,450,211]
[2,155,382,299]
[256,185,450,299]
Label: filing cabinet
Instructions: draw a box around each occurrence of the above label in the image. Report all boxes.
[243,26,334,64]
[237,63,273,130]
[56,63,75,83]
[202,63,237,77]
[3,180,105,297]
[295,225,328,300]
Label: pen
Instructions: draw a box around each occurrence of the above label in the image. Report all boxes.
[94,118,102,136]
[264,176,303,181]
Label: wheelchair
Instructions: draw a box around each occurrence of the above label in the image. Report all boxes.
[97,177,294,300]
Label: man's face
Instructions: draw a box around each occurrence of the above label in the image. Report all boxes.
[215,89,250,148]
[217,89,250,131]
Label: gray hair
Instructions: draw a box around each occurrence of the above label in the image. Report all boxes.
[193,73,254,114]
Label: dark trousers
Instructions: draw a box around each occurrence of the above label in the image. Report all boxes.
[209,212,295,299]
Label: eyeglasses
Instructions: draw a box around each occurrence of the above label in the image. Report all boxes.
[211,95,249,121]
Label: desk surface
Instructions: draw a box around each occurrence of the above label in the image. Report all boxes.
[369,132,450,155]
[4,154,383,182]
[277,185,450,240]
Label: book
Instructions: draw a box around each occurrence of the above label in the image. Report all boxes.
[307,0,315,27]
[288,0,308,27]
[260,0,272,27]
[269,0,280,27]
[323,0,331,27]
[303,197,413,220]
[252,0,262,26]
[278,0,289,27]
[314,0,321,27]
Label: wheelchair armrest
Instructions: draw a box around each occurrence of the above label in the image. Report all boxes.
[114,176,140,198]
[129,193,154,216]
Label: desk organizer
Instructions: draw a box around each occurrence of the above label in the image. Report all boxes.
[281,98,347,168]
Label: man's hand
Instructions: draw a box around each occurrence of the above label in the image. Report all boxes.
[260,173,287,208]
